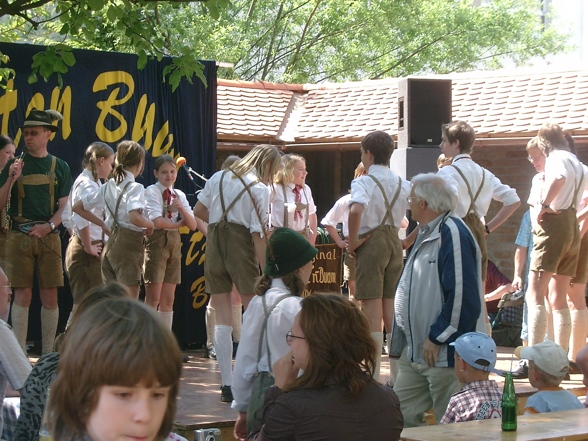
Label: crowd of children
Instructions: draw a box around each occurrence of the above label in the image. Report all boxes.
[1,111,588,441]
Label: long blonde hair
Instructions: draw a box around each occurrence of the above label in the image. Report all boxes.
[229,144,282,185]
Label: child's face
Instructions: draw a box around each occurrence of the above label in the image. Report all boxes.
[154,162,177,188]
[96,155,115,180]
[86,383,170,441]
[439,134,460,158]
[292,160,307,186]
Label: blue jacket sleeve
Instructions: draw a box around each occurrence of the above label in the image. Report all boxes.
[429,220,482,345]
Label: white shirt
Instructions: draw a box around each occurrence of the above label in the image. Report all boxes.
[438,154,520,218]
[198,169,270,235]
[63,169,106,241]
[349,165,410,234]
[145,182,191,227]
[544,150,588,210]
[528,172,545,232]
[270,182,316,231]
[231,278,302,412]
[321,193,351,238]
[82,170,145,232]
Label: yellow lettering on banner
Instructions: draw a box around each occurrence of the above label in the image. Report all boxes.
[93,71,134,142]
[133,95,175,158]
[191,275,208,309]
[186,230,206,266]
[0,79,17,136]
[50,86,72,140]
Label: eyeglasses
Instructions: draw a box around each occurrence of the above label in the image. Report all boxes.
[527,154,544,163]
[407,196,422,203]
[286,331,305,343]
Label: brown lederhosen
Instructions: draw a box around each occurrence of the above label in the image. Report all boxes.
[451,165,488,281]
[101,181,146,286]
[7,155,63,288]
[281,183,310,237]
[531,160,584,277]
[355,175,403,300]
[205,170,261,295]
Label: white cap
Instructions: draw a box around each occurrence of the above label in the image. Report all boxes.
[515,340,569,377]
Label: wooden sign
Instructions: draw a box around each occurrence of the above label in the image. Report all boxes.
[303,243,343,296]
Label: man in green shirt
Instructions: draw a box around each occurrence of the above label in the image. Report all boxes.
[0,109,72,355]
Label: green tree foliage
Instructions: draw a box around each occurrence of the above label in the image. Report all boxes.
[0,0,229,89]
[0,0,569,87]
[167,0,569,83]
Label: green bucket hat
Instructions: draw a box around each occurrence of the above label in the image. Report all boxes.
[264,228,318,277]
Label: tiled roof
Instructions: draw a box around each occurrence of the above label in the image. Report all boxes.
[217,69,588,144]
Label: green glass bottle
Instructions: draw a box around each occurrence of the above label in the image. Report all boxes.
[501,371,517,431]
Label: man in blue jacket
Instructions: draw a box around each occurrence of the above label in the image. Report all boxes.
[391,173,486,427]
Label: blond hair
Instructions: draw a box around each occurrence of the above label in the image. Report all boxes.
[274,154,305,186]
[229,144,282,185]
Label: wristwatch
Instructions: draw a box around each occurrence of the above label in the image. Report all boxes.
[48,221,56,231]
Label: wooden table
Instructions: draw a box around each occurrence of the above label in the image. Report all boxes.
[400,408,588,441]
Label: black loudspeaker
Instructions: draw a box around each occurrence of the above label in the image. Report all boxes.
[397,78,452,149]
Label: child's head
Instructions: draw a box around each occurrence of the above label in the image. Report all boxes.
[113,140,146,183]
[230,144,282,185]
[257,228,318,297]
[526,137,548,171]
[274,154,307,186]
[436,153,453,170]
[451,332,497,382]
[538,123,569,152]
[153,154,177,188]
[361,131,394,166]
[353,162,366,179]
[441,121,476,155]
[220,155,240,170]
[516,340,569,388]
[82,142,115,182]
[0,135,15,170]
[50,298,182,441]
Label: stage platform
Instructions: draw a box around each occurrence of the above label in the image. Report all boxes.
[172,346,587,440]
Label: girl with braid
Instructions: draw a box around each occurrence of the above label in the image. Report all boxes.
[63,142,114,324]
[73,141,153,297]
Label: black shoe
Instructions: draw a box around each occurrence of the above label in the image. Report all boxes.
[220,385,233,403]
[233,341,239,359]
[182,355,190,363]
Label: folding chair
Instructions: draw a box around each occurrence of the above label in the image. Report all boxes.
[491,290,524,347]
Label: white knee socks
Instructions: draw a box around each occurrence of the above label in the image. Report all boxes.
[552,308,572,354]
[528,304,547,346]
[10,304,29,354]
[371,331,383,383]
[41,306,59,355]
[157,311,174,330]
[215,324,233,387]
[232,304,242,343]
[569,308,588,362]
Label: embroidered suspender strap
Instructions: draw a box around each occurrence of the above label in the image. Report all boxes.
[219,170,257,221]
[451,165,485,215]
[257,293,293,373]
[105,181,132,230]
[367,175,402,228]
[16,154,57,220]
[281,184,310,232]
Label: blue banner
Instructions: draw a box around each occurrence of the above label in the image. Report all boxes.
[0,42,216,347]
